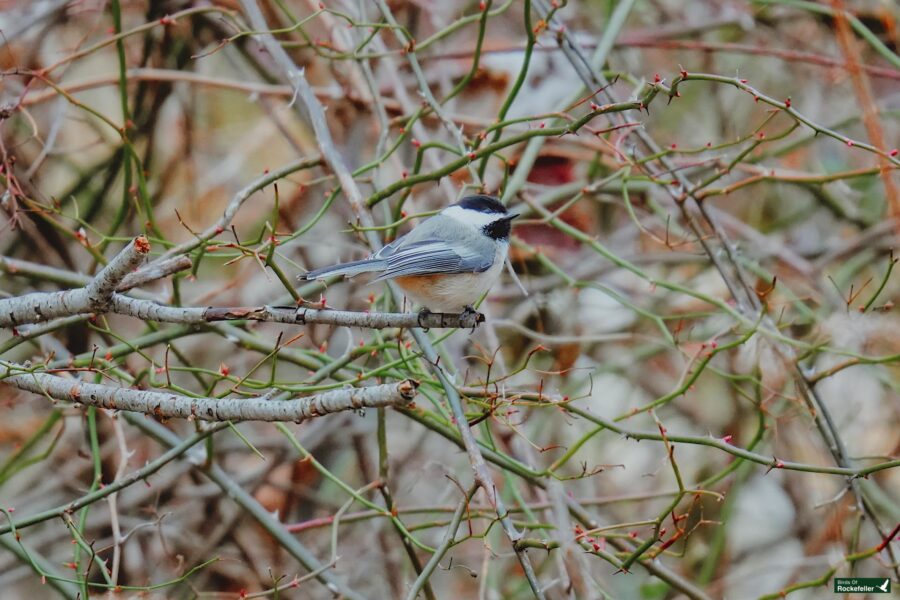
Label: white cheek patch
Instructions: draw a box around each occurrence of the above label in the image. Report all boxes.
[442,205,506,228]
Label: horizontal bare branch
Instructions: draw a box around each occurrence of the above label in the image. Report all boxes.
[113,299,484,329]
[1,241,481,329]
[1,367,418,422]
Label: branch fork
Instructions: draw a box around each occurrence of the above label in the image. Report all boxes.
[0,237,484,330]
[0,236,150,327]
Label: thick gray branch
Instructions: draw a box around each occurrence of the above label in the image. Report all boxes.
[0,237,150,327]
[2,246,482,329]
[1,368,418,422]
[111,298,483,329]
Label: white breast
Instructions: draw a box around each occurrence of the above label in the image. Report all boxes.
[395,242,508,312]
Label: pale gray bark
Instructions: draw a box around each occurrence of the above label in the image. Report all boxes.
[0,236,149,327]
[2,237,481,329]
[1,366,418,422]
[111,297,483,329]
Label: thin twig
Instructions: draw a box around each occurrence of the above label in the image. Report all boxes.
[404,486,476,600]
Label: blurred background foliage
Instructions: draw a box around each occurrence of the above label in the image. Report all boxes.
[0,0,898,598]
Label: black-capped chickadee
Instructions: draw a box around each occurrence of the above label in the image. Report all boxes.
[301,195,518,312]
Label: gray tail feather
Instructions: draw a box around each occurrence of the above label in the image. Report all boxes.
[301,259,385,280]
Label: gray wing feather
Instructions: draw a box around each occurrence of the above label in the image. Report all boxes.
[373,240,493,281]
[305,214,494,282]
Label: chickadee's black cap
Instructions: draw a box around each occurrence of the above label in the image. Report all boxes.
[456,194,508,214]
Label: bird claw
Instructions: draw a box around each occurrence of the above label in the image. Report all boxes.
[417,308,433,331]
[417,307,483,331]
[461,305,485,332]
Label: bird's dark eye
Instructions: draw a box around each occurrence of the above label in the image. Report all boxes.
[483,218,512,240]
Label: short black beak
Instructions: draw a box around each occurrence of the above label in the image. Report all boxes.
[505,213,520,221]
